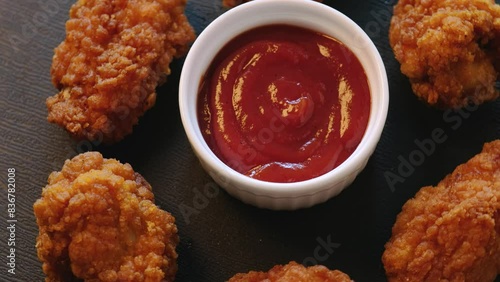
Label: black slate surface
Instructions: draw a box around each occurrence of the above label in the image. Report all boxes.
[0,0,499,281]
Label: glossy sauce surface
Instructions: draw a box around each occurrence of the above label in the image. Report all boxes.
[198,25,371,182]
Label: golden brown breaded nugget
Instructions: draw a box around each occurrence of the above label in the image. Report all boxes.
[383,140,500,281]
[389,0,500,108]
[228,261,352,282]
[47,0,195,143]
[34,152,178,281]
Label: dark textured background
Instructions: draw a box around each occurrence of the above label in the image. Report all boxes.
[0,0,499,281]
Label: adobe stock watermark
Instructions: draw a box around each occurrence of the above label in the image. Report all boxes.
[348,0,395,51]
[8,0,69,53]
[365,1,395,38]
[48,103,132,170]
[177,181,221,225]
[177,165,237,225]
[302,234,341,267]
[384,103,479,192]
[225,106,293,174]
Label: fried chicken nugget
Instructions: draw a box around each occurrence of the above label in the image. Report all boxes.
[222,0,322,9]
[382,140,500,281]
[227,261,353,282]
[34,152,178,282]
[47,0,195,143]
[389,0,500,108]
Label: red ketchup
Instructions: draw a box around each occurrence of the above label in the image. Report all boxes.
[198,25,370,183]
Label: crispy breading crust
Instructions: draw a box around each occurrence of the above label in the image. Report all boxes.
[34,152,178,282]
[227,261,352,282]
[389,0,500,108]
[383,140,500,281]
[47,0,195,143]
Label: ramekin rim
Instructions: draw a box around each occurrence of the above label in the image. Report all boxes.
[179,0,389,198]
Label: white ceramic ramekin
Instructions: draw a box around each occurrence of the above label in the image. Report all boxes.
[179,0,389,210]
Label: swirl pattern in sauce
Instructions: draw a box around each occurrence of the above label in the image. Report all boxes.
[198,25,370,183]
